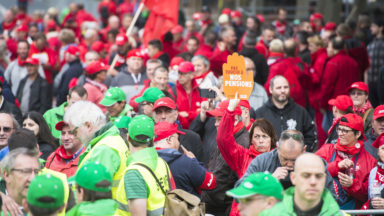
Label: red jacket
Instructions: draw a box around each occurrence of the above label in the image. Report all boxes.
[308,48,328,108]
[345,38,370,78]
[29,43,58,84]
[316,143,376,208]
[318,50,360,110]
[195,43,213,59]
[256,39,269,58]
[264,57,308,108]
[45,146,85,178]
[217,110,263,216]
[209,46,232,77]
[174,80,204,129]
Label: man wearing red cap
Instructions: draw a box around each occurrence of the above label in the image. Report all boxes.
[316,113,376,209]
[310,12,324,33]
[365,105,384,159]
[45,121,85,177]
[154,121,216,197]
[84,61,109,112]
[325,95,354,145]
[171,61,204,129]
[108,33,131,71]
[348,82,373,134]
[152,97,204,163]
[200,99,250,216]
[56,45,83,106]
[171,25,184,52]
[111,49,147,103]
[4,40,46,95]
[16,57,50,114]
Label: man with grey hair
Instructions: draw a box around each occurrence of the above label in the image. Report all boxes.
[0,148,40,215]
[0,112,19,160]
[236,130,336,197]
[210,26,237,76]
[63,100,128,199]
[191,55,218,89]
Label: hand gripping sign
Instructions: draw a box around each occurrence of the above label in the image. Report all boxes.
[222,53,254,100]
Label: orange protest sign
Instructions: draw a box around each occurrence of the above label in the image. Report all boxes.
[222,53,254,100]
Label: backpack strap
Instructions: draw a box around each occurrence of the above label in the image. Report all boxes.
[134,161,171,195]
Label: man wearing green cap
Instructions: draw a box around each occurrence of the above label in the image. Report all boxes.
[64,100,129,199]
[227,172,283,216]
[260,153,342,216]
[99,87,133,122]
[115,115,173,216]
[134,87,165,117]
[27,174,65,216]
[66,162,117,216]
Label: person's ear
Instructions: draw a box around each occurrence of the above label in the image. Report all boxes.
[356,131,362,140]
[3,171,10,181]
[269,86,273,94]
[290,171,296,186]
[303,145,307,152]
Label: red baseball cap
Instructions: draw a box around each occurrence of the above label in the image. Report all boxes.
[55,121,68,131]
[91,41,105,53]
[65,45,80,56]
[170,57,184,70]
[339,113,366,140]
[324,22,336,31]
[85,61,109,75]
[372,133,384,148]
[154,121,185,142]
[127,49,144,59]
[47,20,57,30]
[373,105,384,120]
[193,12,202,20]
[171,25,183,34]
[256,14,265,23]
[231,10,242,18]
[115,33,128,46]
[221,8,231,15]
[310,13,323,22]
[207,100,242,117]
[328,95,353,111]
[348,82,369,94]
[153,97,176,110]
[17,25,28,32]
[25,57,39,65]
[178,61,194,73]
[239,100,250,110]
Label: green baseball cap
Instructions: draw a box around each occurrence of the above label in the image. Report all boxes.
[135,87,165,103]
[226,172,283,200]
[74,162,112,192]
[27,174,65,209]
[128,115,154,143]
[100,87,126,106]
[114,116,132,128]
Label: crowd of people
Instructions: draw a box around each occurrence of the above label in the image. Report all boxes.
[0,0,384,215]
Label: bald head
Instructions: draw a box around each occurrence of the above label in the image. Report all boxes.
[294,153,325,172]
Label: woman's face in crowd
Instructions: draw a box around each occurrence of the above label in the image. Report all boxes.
[337,125,359,146]
[23,118,39,136]
[349,89,368,108]
[252,127,271,153]
[378,145,384,163]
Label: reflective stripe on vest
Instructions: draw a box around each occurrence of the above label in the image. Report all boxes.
[115,157,170,216]
[78,135,129,199]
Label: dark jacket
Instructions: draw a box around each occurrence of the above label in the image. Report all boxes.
[0,97,22,124]
[16,75,51,114]
[239,47,269,85]
[157,148,209,197]
[56,59,83,106]
[189,114,217,165]
[38,139,56,161]
[365,130,378,159]
[179,128,204,163]
[298,48,312,65]
[201,124,249,215]
[255,98,318,152]
[237,149,337,198]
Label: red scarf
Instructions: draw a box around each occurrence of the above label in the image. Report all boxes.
[152,51,164,60]
[17,56,27,67]
[335,139,363,156]
[274,20,287,35]
[249,145,263,158]
[353,101,372,115]
[55,145,76,160]
[376,164,384,184]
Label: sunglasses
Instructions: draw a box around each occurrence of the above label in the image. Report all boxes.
[0,127,13,133]
[281,132,303,141]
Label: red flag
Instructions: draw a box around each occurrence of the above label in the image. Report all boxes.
[142,0,179,45]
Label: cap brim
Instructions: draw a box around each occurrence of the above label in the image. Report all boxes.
[206,109,224,117]
[226,186,257,199]
[176,130,186,135]
[55,121,67,131]
[328,99,336,106]
[134,96,145,103]
[99,98,117,106]
[374,114,384,120]
[153,104,176,110]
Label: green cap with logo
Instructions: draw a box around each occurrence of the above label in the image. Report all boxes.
[100,87,126,106]
[226,172,283,200]
[27,174,65,209]
[74,162,112,192]
[135,87,165,103]
[114,116,132,128]
[128,115,154,143]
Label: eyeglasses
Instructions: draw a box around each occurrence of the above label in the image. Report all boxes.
[349,91,365,96]
[0,127,13,133]
[336,127,353,135]
[281,132,303,141]
[11,168,40,176]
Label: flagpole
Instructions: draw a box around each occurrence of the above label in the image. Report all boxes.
[108,2,145,73]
